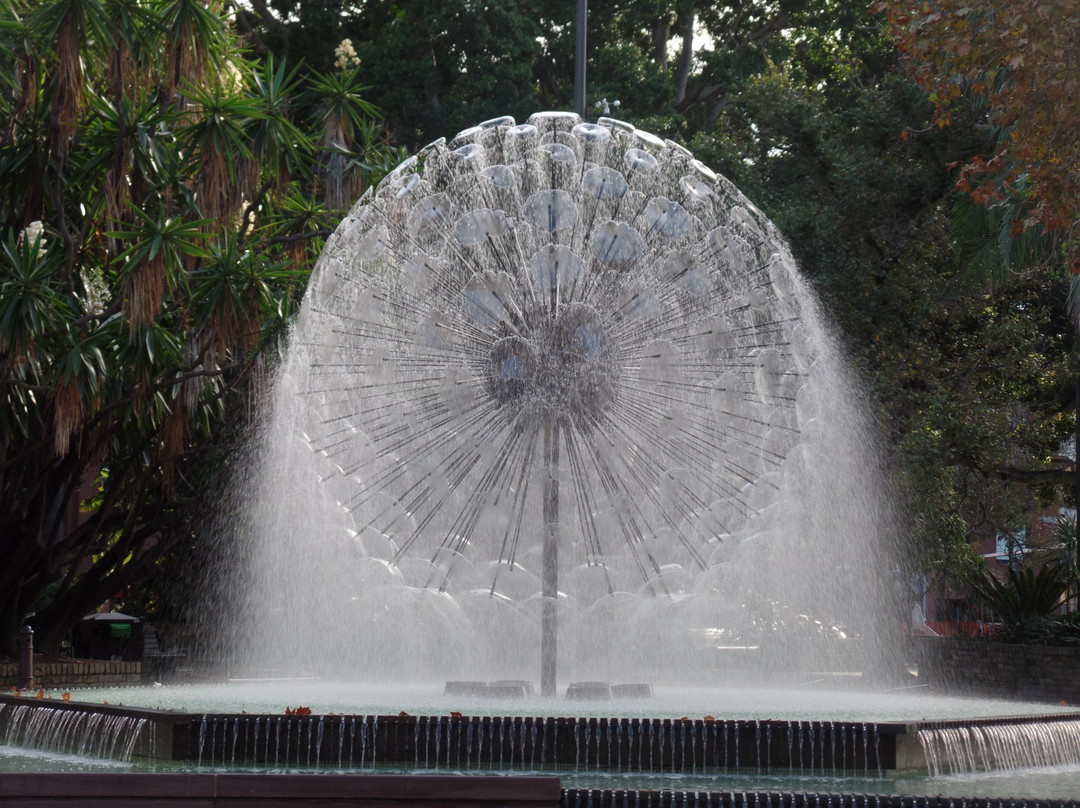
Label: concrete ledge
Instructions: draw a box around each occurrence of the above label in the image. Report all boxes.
[561,789,1076,808]
[0,695,918,771]
[0,773,563,807]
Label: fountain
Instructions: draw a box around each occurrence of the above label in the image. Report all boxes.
[224,110,901,690]
[4,113,1080,807]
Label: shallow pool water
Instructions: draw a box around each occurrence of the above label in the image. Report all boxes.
[48,681,1080,723]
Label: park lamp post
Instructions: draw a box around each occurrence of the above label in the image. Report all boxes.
[17,612,35,690]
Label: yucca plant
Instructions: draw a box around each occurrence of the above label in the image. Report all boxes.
[969,562,1070,628]
[0,0,394,656]
[308,65,379,209]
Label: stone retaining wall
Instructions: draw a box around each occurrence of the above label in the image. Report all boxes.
[907,635,1080,704]
[0,660,141,689]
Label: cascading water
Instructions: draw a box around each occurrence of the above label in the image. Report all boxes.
[222,111,902,688]
[0,703,147,762]
[186,710,895,774]
[918,718,1080,775]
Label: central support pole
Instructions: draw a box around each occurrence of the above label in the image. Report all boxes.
[574,0,587,117]
[541,420,560,697]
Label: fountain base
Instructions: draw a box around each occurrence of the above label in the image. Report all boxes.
[1,773,1078,808]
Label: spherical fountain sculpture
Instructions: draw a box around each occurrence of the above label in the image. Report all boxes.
[230,111,900,692]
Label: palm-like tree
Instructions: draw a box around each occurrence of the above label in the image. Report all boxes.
[0,0,392,655]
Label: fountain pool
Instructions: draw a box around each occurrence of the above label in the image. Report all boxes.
[27,681,1080,723]
[4,685,1080,803]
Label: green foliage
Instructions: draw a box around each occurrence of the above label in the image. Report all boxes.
[1001,611,1080,646]
[970,563,1069,625]
[681,32,1076,590]
[968,558,1080,645]
[239,0,899,146]
[0,0,394,654]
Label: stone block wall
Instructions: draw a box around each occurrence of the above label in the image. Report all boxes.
[907,636,1080,705]
[0,660,141,689]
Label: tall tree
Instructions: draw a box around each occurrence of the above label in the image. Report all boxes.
[240,0,545,146]
[0,0,394,656]
[875,0,1080,274]
[685,12,1076,587]
[877,0,1080,585]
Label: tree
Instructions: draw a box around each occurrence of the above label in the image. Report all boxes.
[679,12,1077,588]
[236,0,889,147]
[875,0,1080,273]
[0,0,394,656]
[876,0,1080,589]
[239,0,546,146]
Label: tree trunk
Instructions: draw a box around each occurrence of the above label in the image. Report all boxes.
[653,20,670,67]
[0,527,48,659]
[0,595,20,659]
[674,9,695,106]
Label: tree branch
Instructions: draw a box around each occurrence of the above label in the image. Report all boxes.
[990,466,1077,486]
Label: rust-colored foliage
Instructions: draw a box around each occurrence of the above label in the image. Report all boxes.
[51,376,85,457]
[875,0,1080,266]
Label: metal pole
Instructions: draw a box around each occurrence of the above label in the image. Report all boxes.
[574,0,587,117]
[541,420,560,697]
[17,616,34,690]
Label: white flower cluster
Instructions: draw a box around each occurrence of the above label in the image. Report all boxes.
[19,220,46,254]
[334,39,361,71]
